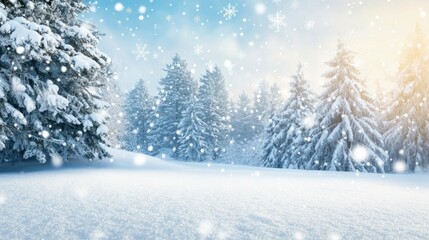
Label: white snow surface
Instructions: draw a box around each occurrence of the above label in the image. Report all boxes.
[0,148,428,240]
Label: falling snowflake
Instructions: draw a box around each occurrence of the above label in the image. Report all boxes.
[351,145,369,163]
[133,155,147,166]
[222,3,238,20]
[114,2,124,12]
[198,220,214,237]
[51,154,64,168]
[305,20,315,30]
[41,130,50,138]
[16,46,25,54]
[125,7,132,14]
[138,6,147,14]
[147,145,154,152]
[194,44,204,56]
[224,59,235,75]
[268,11,286,32]
[393,161,407,173]
[303,114,316,129]
[206,60,216,72]
[135,44,150,61]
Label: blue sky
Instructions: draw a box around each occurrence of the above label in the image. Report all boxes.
[84,0,429,98]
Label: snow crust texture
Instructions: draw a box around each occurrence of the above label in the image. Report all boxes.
[0,149,428,240]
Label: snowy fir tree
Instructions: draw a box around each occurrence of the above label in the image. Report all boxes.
[99,74,125,148]
[252,81,270,134]
[0,1,111,163]
[152,54,196,155]
[374,80,390,116]
[123,79,154,153]
[383,26,429,172]
[177,98,208,161]
[302,42,388,173]
[231,92,256,145]
[267,82,282,118]
[198,66,230,159]
[0,115,10,151]
[223,91,264,166]
[261,64,314,168]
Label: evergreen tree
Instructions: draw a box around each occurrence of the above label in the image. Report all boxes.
[177,98,208,161]
[267,83,282,117]
[231,92,255,144]
[374,80,389,115]
[152,54,196,154]
[303,42,387,173]
[0,1,111,163]
[198,66,230,159]
[0,117,10,151]
[252,81,270,134]
[123,79,154,153]
[100,75,125,148]
[261,64,314,168]
[383,26,429,172]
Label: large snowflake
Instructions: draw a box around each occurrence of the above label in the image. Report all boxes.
[305,20,315,30]
[268,11,286,32]
[135,44,150,61]
[222,3,237,20]
[194,44,203,56]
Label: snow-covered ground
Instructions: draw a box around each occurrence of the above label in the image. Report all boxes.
[0,149,428,240]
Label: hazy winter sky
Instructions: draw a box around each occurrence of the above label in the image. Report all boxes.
[84,0,429,98]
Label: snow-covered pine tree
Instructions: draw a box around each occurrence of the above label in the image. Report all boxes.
[259,112,278,168]
[177,98,208,161]
[267,83,282,117]
[99,74,125,148]
[260,64,314,168]
[212,67,231,158]
[123,79,154,153]
[383,26,429,172]
[0,1,111,163]
[198,66,230,159]
[261,82,283,162]
[304,42,387,173]
[231,92,255,144]
[0,114,10,151]
[152,54,196,155]
[252,81,270,134]
[374,80,389,116]
[222,91,262,165]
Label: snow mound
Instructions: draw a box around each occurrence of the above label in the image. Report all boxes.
[0,148,183,172]
[106,148,186,170]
